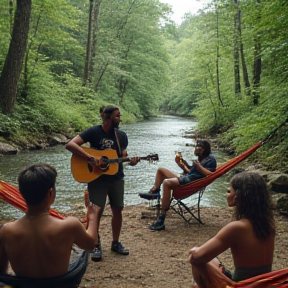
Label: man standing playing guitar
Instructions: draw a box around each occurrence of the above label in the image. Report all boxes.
[65,105,139,262]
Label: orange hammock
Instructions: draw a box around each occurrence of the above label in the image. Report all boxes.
[230,267,288,287]
[194,261,288,288]
[173,141,264,200]
[0,180,65,220]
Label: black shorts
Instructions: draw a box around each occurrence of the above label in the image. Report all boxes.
[178,174,202,185]
[88,177,124,210]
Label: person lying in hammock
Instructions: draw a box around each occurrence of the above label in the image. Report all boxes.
[188,172,275,288]
[0,163,100,280]
[140,140,216,231]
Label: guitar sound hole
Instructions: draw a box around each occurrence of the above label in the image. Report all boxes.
[87,163,93,173]
[99,156,109,171]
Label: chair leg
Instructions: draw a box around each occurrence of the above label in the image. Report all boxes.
[140,196,161,219]
[170,189,205,225]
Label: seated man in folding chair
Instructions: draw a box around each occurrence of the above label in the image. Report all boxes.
[188,172,275,288]
[0,163,100,287]
[140,140,216,231]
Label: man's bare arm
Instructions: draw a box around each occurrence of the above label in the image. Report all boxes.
[65,136,97,164]
[193,160,214,176]
[72,204,101,251]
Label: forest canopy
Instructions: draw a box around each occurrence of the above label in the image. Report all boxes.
[0,0,287,172]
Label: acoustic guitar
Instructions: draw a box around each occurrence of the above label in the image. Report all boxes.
[71,147,159,183]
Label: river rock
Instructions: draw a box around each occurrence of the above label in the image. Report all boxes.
[47,134,69,146]
[0,142,18,155]
[267,174,288,194]
[276,195,288,216]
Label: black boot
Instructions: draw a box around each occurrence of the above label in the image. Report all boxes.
[150,213,165,231]
[139,187,160,200]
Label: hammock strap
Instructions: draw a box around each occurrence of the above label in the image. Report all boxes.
[262,117,288,144]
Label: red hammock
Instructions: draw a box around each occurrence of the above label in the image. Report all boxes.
[173,141,264,200]
[0,180,65,220]
[230,267,288,287]
[194,261,288,288]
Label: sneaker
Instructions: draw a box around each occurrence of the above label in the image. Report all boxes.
[90,244,102,262]
[111,241,129,255]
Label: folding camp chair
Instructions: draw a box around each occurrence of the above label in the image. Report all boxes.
[169,188,206,225]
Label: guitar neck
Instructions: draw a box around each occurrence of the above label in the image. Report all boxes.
[109,156,148,164]
[109,157,130,164]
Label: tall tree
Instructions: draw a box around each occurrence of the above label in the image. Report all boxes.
[83,0,94,86]
[0,0,31,113]
[89,0,101,82]
[233,0,241,97]
[238,10,250,95]
[252,0,262,105]
[216,7,224,107]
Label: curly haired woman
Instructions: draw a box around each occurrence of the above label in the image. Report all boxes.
[188,172,275,287]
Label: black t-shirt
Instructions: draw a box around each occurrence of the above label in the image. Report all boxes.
[80,125,128,179]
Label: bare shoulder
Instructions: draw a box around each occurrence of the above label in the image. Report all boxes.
[0,220,19,232]
[60,216,83,228]
[217,220,251,240]
[0,220,20,241]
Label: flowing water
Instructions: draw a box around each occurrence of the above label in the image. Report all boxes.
[0,116,233,219]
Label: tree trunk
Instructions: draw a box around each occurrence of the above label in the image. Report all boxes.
[0,0,31,113]
[239,30,251,94]
[89,0,101,81]
[216,8,224,107]
[253,0,262,105]
[235,5,250,95]
[22,13,42,99]
[253,40,261,105]
[83,0,94,86]
[9,0,14,35]
[233,0,241,98]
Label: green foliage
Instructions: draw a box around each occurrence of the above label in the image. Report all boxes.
[88,0,170,117]
[0,0,287,172]
[162,0,288,172]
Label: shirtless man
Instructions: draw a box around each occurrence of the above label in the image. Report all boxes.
[188,172,275,287]
[0,163,100,278]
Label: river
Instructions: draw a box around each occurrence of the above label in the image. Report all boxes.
[0,116,232,219]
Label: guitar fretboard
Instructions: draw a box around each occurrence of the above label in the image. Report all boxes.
[108,158,130,164]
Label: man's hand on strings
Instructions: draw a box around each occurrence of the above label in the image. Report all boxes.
[88,156,98,166]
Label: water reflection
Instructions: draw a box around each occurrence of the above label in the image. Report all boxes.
[0,116,232,218]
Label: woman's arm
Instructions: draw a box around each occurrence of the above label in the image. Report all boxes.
[188,222,238,265]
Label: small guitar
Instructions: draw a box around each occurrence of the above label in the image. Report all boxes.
[71,147,159,183]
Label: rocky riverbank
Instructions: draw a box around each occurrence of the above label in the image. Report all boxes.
[0,134,69,155]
